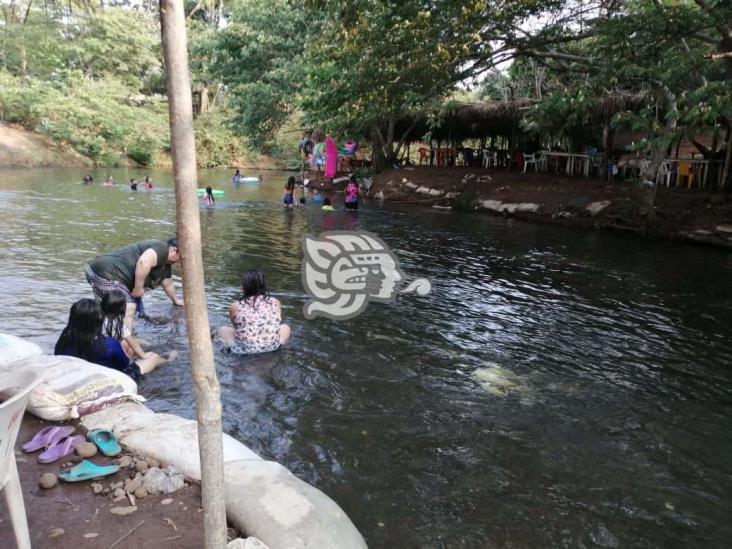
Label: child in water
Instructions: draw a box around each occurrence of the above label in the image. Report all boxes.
[217,269,291,354]
[202,186,215,206]
[321,197,335,211]
[55,299,175,381]
[130,178,138,190]
[232,169,241,184]
[145,176,154,190]
[100,290,149,360]
[311,187,323,202]
[283,176,295,208]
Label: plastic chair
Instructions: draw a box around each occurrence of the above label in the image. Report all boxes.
[677,161,696,189]
[523,152,541,173]
[0,368,40,549]
[482,150,497,168]
[656,161,674,187]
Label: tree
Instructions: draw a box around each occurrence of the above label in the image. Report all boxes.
[159,1,227,548]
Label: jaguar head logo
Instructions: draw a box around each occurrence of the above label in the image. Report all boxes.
[302,231,430,320]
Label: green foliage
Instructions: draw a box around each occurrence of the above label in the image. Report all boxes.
[194,110,249,168]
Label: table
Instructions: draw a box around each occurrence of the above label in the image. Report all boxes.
[539,151,592,177]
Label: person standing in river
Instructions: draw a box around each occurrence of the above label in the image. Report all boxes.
[85,239,183,331]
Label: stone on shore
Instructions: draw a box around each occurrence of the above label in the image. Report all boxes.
[110,506,138,516]
[75,442,97,458]
[39,473,58,489]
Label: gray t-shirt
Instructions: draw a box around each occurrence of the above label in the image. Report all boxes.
[89,240,171,290]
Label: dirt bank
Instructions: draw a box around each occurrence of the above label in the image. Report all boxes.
[0,124,93,168]
[370,167,732,249]
[0,415,209,548]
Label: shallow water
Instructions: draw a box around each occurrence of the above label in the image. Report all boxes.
[1,167,732,547]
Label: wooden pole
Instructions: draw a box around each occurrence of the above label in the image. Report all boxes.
[159,1,227,548]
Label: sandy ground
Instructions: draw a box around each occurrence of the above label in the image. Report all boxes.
[0,124,93,168]
[0,415,211,549]
[370,166,732,248]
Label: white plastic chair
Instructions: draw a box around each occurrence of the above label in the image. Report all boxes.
[482,150,497,168]
[523,152,542,173]
[1,369,40,549]
[656,161,674,187]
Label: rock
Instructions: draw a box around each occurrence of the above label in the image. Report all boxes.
[481,199,503,211]
[428,188,443,196]
[110,506,138,516]
[134,487,148,499]
[125,478,142,494]
[693,229,714,236]
[415,186,431,194]
[39,473,58,489]
[227,540,248,549]
[83,533,99,539]
[374,190,384,200]
[110,481,124,491]
[113,488,126,499]
[161,498,173,505]
[445,192,458,199]
[244,538,270,549]
[125,477,143,494]
[143,467,184,494]
[586,200,611,216]
[91,482,104,494]
[118,455,133,468]
[404,181,418,190]
[135,460,149,473]
[75,442,97,458]
[715,224,732,234]
[515,203,540,213]
[147,458,160,469]
[49,528,64,538]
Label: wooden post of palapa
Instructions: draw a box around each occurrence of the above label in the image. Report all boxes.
[159,1,227,547]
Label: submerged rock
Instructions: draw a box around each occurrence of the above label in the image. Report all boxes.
[472,367,521,396]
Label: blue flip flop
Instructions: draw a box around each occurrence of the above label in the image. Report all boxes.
[58,459,119,482]
[87,429,122,457]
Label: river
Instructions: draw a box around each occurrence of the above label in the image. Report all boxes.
[1,167,731,547]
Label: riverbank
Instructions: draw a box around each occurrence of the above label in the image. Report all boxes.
[0,124,285,170]
[369,167,732,249]
[0,415,208,548]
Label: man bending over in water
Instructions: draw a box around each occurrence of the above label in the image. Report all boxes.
[85,239,184,331]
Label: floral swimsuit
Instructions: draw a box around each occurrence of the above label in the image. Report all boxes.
[229,296,282,354]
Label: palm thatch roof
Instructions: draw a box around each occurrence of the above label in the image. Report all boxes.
[394,93,648,142]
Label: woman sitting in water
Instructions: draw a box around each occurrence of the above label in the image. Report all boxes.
[145,176,154,191]
[217,269,291,355]
[55,299,175,381]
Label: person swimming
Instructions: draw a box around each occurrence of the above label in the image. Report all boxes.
[311,187,323,202]
[321,197,335,211]
[130,178,138,190]
[232,169,241,184]
[82,174,94,184]
[103,175,115,186]
[145,176,153,190]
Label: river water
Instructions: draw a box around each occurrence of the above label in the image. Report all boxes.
[1,167,731,547]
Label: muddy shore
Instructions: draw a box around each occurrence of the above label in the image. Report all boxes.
[365,167,732,249]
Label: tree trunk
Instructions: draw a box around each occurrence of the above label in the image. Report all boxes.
[159,2,227,548]
[722,127,732,190]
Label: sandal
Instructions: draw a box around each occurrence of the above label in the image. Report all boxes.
[58,459,119,482]
[87,429,122,457]
[37,435,85,464]
[22,426,76,453]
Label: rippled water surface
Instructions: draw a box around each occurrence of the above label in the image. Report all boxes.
[2,167,732,547]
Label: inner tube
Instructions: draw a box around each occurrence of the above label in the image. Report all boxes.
[197,188,225,197]
[240,177,261,183]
